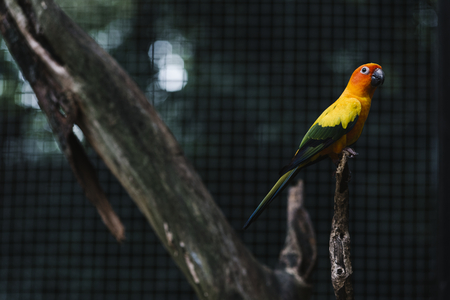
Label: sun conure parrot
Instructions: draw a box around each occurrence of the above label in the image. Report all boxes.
[243,63,384,229]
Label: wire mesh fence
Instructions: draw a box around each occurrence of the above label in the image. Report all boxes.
[0,0,437,299]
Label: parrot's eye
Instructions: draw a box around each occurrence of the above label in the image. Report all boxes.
[360,67,370,75]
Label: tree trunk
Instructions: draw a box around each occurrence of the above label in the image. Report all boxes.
[0,0,316,299]
[329,153,354,300]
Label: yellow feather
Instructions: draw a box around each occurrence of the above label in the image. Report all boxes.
[315,98,361,129]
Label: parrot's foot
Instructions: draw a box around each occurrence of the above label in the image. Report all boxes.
[342,147,358,158]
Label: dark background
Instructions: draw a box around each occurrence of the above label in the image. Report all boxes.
[0,0,438,299]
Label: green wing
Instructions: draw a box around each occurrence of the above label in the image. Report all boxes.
[279,99,361,175]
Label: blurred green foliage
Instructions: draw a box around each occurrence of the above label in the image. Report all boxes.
[55,0,134,30]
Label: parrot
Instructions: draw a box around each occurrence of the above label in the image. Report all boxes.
[243,63,384,229]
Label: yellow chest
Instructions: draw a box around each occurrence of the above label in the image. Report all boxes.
[346,98,371,145]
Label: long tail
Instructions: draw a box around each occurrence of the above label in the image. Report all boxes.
[243,167,299,229]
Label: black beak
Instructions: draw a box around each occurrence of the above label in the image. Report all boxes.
[371,68,385,87]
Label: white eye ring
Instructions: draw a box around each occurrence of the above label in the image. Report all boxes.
[360,66,370,75]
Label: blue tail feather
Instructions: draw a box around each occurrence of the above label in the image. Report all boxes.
[243,168,298,229]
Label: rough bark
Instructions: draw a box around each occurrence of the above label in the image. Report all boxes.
[0,0,125,241]
[279,180,316,281]
[329,153,354,300]
[0,0,316,299]
[276,180,317,300]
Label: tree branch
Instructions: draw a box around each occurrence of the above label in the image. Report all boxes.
[329,153,354,300]
[0,0,125,241]
[277,179,317,299]
[279,180,317,280]
[0,0,316,299]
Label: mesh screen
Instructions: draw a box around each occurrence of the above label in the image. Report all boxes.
[0,0,437,299]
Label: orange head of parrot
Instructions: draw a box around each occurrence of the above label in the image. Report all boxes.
[346,63,384,98]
